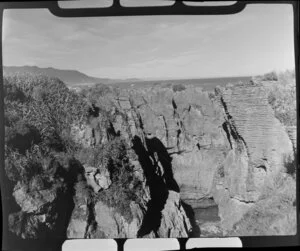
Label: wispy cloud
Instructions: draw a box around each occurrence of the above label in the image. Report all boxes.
[2,4,295,79]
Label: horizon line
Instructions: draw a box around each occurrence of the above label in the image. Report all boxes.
[4,65,294,81]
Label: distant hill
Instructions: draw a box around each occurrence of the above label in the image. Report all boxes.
[3,66,119,85]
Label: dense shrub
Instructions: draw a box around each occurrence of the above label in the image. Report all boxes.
[3,73,91,189]
[4,100,28,127]
[82,83,118,113]
[4,73,89,153]
[284,154,296,177]
[217,165,225,178]
[261,71,278,81]
[266,70,296,126]
[5,121,41,154]
[172,83,186,92]
[4,73,145,224]
[5,145,44,183]
[208,92,215,100]
[3,78,27,102]
[94,137,144,222]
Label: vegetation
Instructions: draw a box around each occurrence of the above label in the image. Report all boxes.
[4,73,87,189]
[4,73,88,153]
[283,153,296,177]
[266,70,296,126]
[230,172,296,236]
[217,165,225,178]
[93,137,144,222]
[4,72,145,224]
[172,83,186,92]
[261,71,278,81]
[81,83,118,113]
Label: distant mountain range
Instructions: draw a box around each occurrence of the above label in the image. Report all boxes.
[3,66,139,85]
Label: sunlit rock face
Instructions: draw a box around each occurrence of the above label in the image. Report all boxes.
[105,82,295,235]
[7,79,296,240]
[66,140,191,239]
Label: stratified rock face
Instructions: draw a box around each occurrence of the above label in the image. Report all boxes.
[156,191,192,237]
[217,83,293,175]
[90,200,145,238]
[9,172,74,240]
[113,86,230,203]
[211,83,294,231]
[7,78,296,240]
[67,151,192,239]
[67,159,151,239]
[286,126,297,152]
[106,82,295,235]
[229,174,297,236]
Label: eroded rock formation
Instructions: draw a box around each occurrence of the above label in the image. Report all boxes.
[7,77,296,240]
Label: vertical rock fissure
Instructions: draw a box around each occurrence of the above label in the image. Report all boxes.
[220,96,249,156]
[161,115,169,146]
[84,197,96,238]
[132,136,169,237]
[171,98,185,151]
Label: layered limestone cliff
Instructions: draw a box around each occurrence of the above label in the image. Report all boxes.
[79,80,294,236]
[7,77,296,240]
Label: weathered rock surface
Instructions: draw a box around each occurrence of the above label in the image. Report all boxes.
[8,78,296,239]
[84,165,112,192]
[100,81,295,235]
[156,191,192,237]
[229,174,296,236]
[13,181,57,213]
[67,154,191,238]
[8,156,81,240]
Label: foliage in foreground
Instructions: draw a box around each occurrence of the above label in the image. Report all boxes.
[4,73,145,224]
[92,137,144,223]
[4,73,88,153]
[266,70,296,126]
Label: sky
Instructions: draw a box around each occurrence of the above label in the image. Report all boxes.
[2,1,295,80]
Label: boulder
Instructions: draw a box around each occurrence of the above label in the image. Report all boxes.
[95,169,111,190]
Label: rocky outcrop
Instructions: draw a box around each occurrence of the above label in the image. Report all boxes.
[111,86,229,203]
[155,191,192,237]
[229,174,297,236]
[67,166,191,238]
[211,83,294,231]
[9,173,74,240]
[84,165,111,192]
[95,81,295,235]
[66,135,191,238]
[286,126,297,152]
[7,77,296,240]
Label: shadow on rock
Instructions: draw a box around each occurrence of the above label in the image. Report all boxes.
[6,158,85,251]
[132,136,170,237]
[145,137,180,193]
[181,201,201,237]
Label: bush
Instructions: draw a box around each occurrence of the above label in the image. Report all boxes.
[93,137,144,222]
[172,83,186,92]
[5,148,28,182]
[261,71,278,81]
[217,165,225,178]
[5,145,45,183]
[4,74,89,152]
[208,92,215,100]
[83,83,117,113]
[266,71,296,126]
[3,78,27,102]
[284,154,296,177]
[5,121,41,154]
